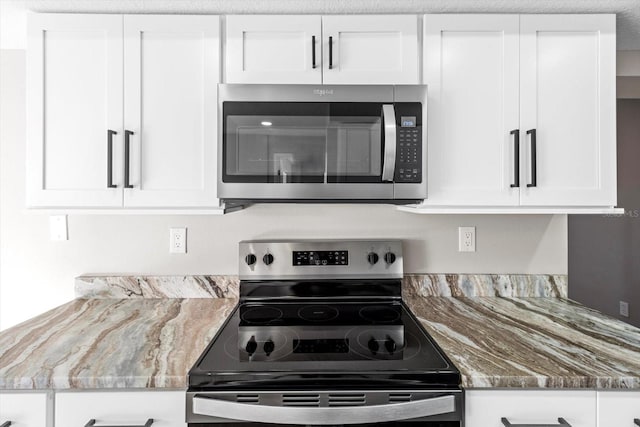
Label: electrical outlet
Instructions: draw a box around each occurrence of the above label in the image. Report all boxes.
[458,227,476,252]
[620,301,629,317]
[170,228,187,254]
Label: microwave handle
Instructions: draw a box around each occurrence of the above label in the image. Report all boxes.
[381,104,397,182]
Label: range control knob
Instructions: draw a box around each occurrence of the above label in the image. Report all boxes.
[263,340,275,355]
[384,252,396,265]
[263,254,274,265]
[385,336,397,354]
[245,254,257,266]
[367,337,379,355]
[245,336,257,355]
[367,252,379,265]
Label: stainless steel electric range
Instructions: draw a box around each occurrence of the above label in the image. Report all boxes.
[187,240,463,426]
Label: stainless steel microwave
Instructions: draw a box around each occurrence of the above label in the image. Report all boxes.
[218,84,427,203]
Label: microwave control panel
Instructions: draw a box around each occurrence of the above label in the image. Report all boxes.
[395,115,422,183]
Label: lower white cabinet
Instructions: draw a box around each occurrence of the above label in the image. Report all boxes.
[465,390,597,427]
[0,392,49,427]
[598,391,640,427]
[55,390,185,427]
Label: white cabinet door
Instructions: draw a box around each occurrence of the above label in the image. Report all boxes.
[123,15,220,207]
[26,14,124,208]
[519,15,616,206]
[423,14,520,206]
[465,390,597,427]
[597,391,640,427]
[55,390,186,427]
[322,15,419,85]
[0,392,49,427]
[226,15,321,84]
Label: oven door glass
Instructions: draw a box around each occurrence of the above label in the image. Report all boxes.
[223,102,384,184]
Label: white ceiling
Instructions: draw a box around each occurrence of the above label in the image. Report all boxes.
[1,0,640,49]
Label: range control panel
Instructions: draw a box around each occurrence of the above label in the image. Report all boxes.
[239,240,403,280]
[293,250,348,266]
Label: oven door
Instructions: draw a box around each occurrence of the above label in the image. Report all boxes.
[187,390,463,426]
[220,101,396,201]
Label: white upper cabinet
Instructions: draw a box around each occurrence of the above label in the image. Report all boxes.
[27,14,221,209]
[225,15,322,84]
[423,14,520,206]
[519,15,617,206]
[322,15,419,84]
[27,14,124,208]
[422,13,617,209]
[123,15,219,207]
[225,15,419,85]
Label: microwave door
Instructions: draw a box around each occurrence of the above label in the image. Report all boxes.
[381,104,397,182]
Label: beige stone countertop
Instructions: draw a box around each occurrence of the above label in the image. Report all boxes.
[0,296,639,390]
[406,297,640,389]
[0,298,237,389]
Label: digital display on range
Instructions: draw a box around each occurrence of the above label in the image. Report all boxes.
[293,251,348,266]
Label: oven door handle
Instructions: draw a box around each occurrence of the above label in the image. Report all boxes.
[192,394,455,425]
[381,104,397,182]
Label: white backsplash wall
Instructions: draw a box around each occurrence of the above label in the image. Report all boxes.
[0,49,568,330]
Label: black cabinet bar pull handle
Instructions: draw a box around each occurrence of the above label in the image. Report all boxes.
[501,417,571,427]
[124,130,134,189]
[526,128,537,188]
[329,36,333,69]
[107,130,117,188]
[634,418,640,426]
[510,129,520,188]
[84,419,153,427]
[1,421,12,427]
[312,35,316,69]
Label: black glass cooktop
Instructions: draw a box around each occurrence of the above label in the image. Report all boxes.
[189,300,460,390]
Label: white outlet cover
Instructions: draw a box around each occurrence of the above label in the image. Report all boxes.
[49,215,68,241]
[458,226,476,252]
[620,301,629,317]
[170,227,187,254]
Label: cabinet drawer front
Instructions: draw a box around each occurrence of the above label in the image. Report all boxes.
[598,391,640,427]
[55,391,185,427]
[465,390,597,427]
[0,392,48,427]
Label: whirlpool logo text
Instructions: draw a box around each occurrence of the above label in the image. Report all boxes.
[313,89,334,96]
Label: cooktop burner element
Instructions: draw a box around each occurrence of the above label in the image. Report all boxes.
[187,240,462,426]
[239,306,284,324]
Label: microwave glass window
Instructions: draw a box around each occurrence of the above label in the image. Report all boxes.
[226,115,328,183]
[223,102,387,184]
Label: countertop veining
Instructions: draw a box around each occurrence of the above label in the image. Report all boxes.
[0,298,237,389]
[406,297,640,389]
[1,289,639,390]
